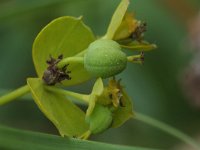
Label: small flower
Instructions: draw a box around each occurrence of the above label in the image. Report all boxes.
[103,78,125,108]
[112,13,156,52]
[84,77,133,136]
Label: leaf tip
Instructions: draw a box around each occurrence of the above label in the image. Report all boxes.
[78,16,83,20]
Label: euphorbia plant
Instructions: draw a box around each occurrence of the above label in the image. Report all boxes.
[1,0,200,149]
[30,0,156,138]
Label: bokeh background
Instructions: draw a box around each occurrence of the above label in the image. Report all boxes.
[0,0,200,149]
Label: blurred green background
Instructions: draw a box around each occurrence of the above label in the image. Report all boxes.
[0,0,200,149]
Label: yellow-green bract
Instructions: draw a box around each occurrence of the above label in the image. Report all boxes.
[32,16,95,86]
[84,39,127,78]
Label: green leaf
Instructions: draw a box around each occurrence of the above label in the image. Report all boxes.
[0,125,157,150]
[112,89,134,128]
[86,78,104,116]
[121,41,157,51]
[33,16,95,86]
[91,77,104,96]
[113,13,138,41]
[27,78,89,137]
[104,0,129,39]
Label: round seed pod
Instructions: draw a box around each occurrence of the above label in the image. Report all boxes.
[84,39,127,78]
[86,104,113,134]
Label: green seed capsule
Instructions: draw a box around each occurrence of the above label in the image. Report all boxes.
[84,39,127,78]
[86,104,113,134]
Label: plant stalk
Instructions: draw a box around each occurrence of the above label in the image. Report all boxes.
[0,85,30,106]
[57,56,84,68]
[45,86,90,104]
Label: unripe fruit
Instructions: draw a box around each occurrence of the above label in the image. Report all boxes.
[84,39,127,78]
[86,104,113,134]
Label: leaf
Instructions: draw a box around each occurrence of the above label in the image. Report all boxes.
[112,89,134,128]
[27,78,89,137]
[121,41,157,51]
[33,16,95,86]
[86,78,104,116]
[113,13,138,41]
[0,125,157,150]
[91,77,104,96]
[104,0,130,39]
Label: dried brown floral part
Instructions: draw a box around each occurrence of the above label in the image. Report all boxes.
[131,21,147,42]
[42,55,71,85]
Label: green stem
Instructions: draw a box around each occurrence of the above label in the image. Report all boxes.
[75,49,87,57]
[46,86,90,104]
[57,56,84,68]
[0,85,30,106]
[127,52,144,64]
[134,112,200,150]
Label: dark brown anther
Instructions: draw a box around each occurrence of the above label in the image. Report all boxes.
[140,51,145,63]
[132,51,144,64]
[42,54,71,85]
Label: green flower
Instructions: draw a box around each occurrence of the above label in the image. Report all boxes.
[84,78,133,137]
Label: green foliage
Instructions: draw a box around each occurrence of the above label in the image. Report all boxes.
[86,77,104,116]
[3,0,198,149]
[0,125,155,150]
[104,0,130,39]
[121,41,157,51]
[27,78,89,137]
[112,89,133,128]
[0,0,155,140]
[33,16,95,86]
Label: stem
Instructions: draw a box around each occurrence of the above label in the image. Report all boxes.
[75,49,87,57]
[45,86,90,104]
[134,112,200,150]
[57,56,84,68]
[0,85,30,106]
[127,52,144,64]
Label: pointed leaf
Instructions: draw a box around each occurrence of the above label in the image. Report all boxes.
[0,125,156,150]
[91,77,104,96]
[27,78,89,137]
[121,41,157,51]
[86,78,104,116]
[104,0,129,39]
[112,89,134,128]
[33,16,95,86]
[113,13,138,41]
